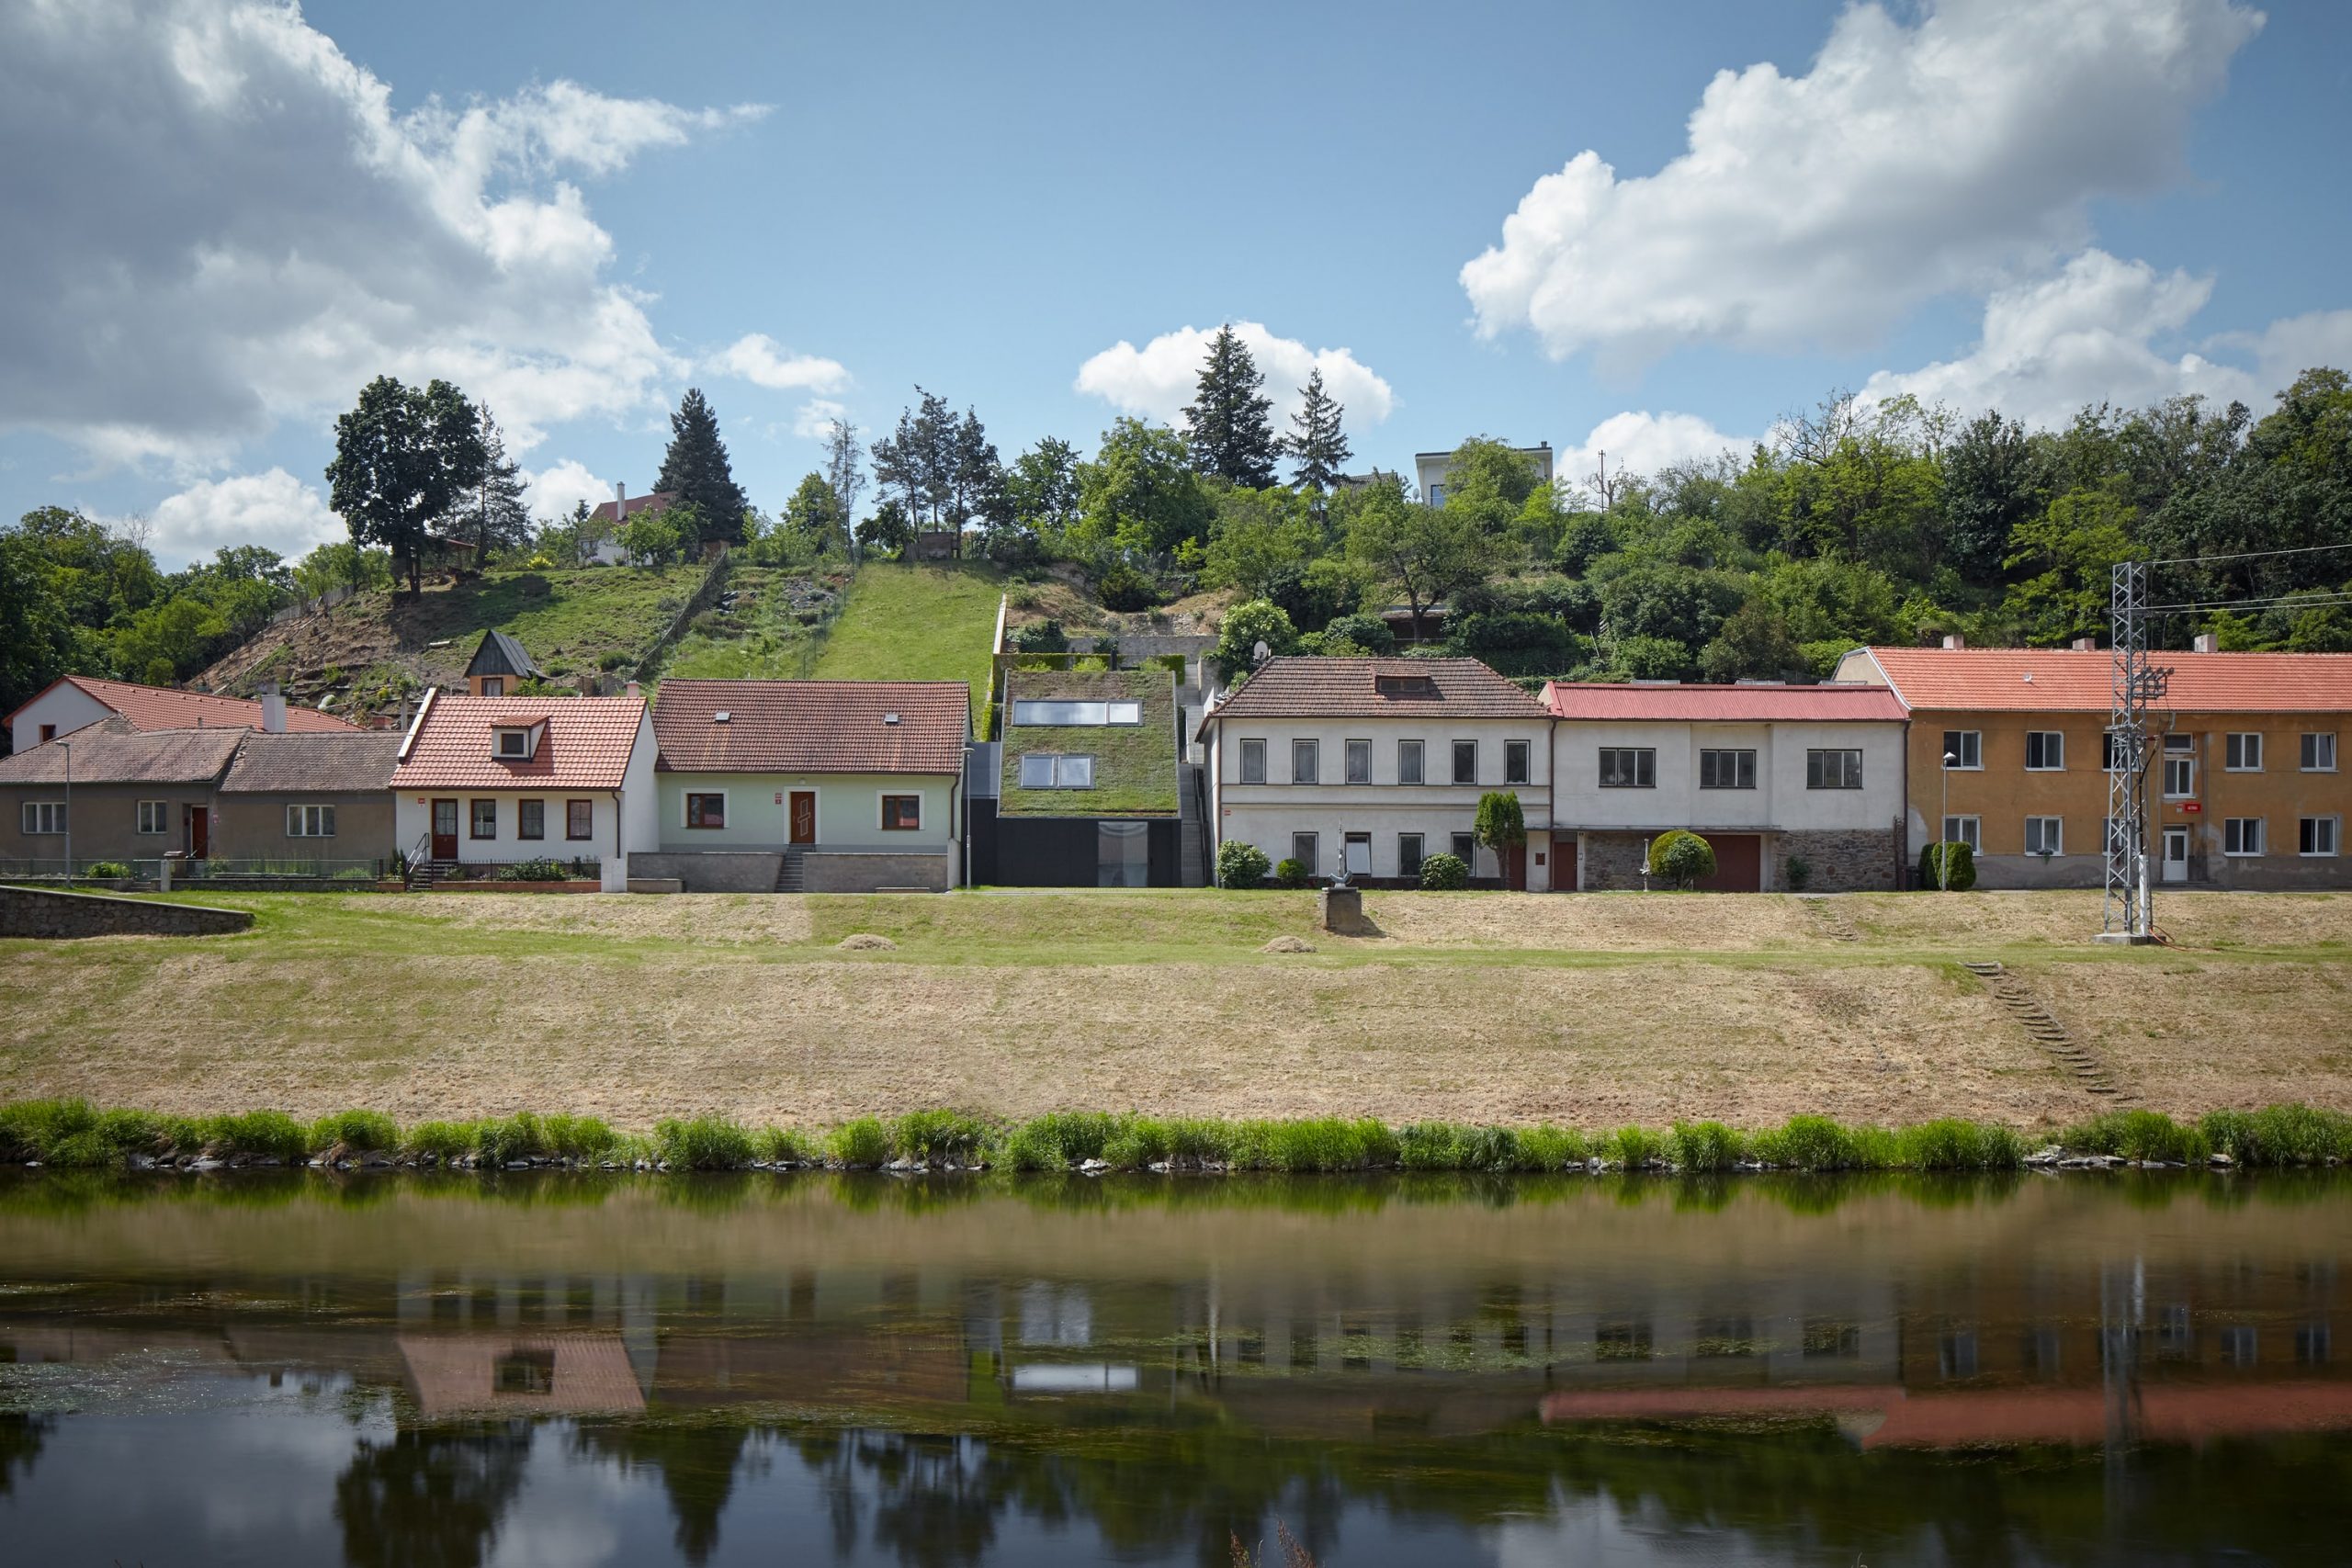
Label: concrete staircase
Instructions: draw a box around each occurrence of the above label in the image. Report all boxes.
[774,849,805,893]
[405,858,457,893]
[1962,961,2134,1100]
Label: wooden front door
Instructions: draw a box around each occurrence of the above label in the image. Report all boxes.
[1505,841,1527,891]
[1694,833,1763,892]
[431,799,459,860]
[186,806,209,860]
[1552,834,1578,892]
[788,791,818,845]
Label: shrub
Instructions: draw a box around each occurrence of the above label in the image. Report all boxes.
[311,1109,399,1154]
[1093,561,1159,612]
[200,1110,311,1162]
[473,1112,550,1165]
[1418,852,1470,891]
[497,857,571,882]
[1452,1125,1521,1172]
[542,1114,618,1159]
[1165,1117,1237,1164]
[404,1121,475,1162]
[0,1099,97,1162]
[1784,855,1813,892]
[1607,1125,1666,1168]
[1751,1115,1871,1171]
[1646,830,1715,890]
[2062,1109,2206,1163]
[1669,1120,1747,1172]
[1272,857,1312,890]
[1101,1117,1170,1170]
[1321,613,1395,655]
[827,1116,891,1168]
[891,1110,992,1164]
[85,861,132,879]
[1396,1121,1467,1170]
[1517,1125,1591,1170]
[1894,1119,2023,1170]
[1217,840,1272,889]
[1010,618,1068,653]
[655,1115,755,1170]
[754,1126,821,1164]
[1237,1117,1391,1173]
[1917,840,1976,891]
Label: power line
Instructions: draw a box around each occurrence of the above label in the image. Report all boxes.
[2144,592,2352,614]
[2143,540,2352,568]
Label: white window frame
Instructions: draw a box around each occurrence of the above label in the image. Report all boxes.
[1504,739,1532,785]
[2224,732,2263,773]
[2301,817,2339,858]
[136,799,169,835]
[2223,817,2265,857]
[22,801,67,835]
[286,804,337,839]
[1942,816,1981,852]
[1699,749,1757,790]
[2024,731,2065,772]
[1397,739,1424,785]
[1292,739,1318,785]
[1342,831,1372,876]
[1238,738,1266,784]
[684,790,729,829]
[879,792,923,831]
[1344,739,1372,785]
[2024,816,2064,857]
[493,728,531,760]
[1010,699,1142,727]
[2162,735,2196,798]
[2301,733,2337,773]
[1941,730,1982,770]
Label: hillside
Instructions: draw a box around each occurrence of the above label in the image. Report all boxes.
[809,561,1006,714]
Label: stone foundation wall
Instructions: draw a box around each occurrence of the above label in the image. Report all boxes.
[1779,827,1901,892]
[802,852,951,894]
[0,885,253,939]
[628,852,784,894]
[1577,831,1654,891]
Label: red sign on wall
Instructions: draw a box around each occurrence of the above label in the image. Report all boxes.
[2179,801,2203,814]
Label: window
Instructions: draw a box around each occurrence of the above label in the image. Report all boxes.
[136,800,169,834]
[2225,732,2263,772]
[1375,673,1434,697]
[1238,739,1266,784]
[2223,818,2265,856]
[1452,740,1477,784]
[1397,739,1424,784]
[2301,817,2339,857]
[1019,754,1093,788]
[1011,700,1141,726]
[22,801,66,835]
[480,676,504,697]
[1451,831,1477,866]
[1504,739,1531,784]
[685,793,726,829]
[1807,749,1863,789]
[2102,732,2131,772]
[2025,816,2064,856]
[1345,739,1372,784]
[1292,739,1318,784]
[38,724,56,744]
[2303,733,2338,773]
[1599,748,1656,788]
[1291,832,1318,873]
[882,795,922,830]
[1097,820,1148,886]
[2024,731,2064,771]
[1343,831,1372,875]
[1398,833,1425,877]
[566,800,594,840]
[287,804,337,838]
[469,799,498,839]
[1941,730,1982,769]
[1699,749,1757,790]
[515,799,544,840]
[1942,816,1982,852]
[494,728,529,759]
[2164,734,2196,797]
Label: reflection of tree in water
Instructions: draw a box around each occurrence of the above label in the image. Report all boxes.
[0,1412,55,1498]
[334,1423,532,1568]
[571,1420,756,1565]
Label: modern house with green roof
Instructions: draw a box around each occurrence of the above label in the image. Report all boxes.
[973,665,1192,886]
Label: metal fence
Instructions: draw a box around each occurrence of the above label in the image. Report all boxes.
[0,857,389,885]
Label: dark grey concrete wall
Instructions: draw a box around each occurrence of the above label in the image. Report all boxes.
[628,851,784,893]
[0,885,252,938]
[803,852,950,893]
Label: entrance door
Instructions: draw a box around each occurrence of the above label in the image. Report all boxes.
[1552,834,1579,892]
[788,791,818,845]
[1504,840,1527,891]
[1694,833,1763,892]
[431,799,458,860]
[186,807,209,860]
[2162,826,2189,884]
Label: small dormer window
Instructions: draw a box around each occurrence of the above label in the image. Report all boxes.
[1375,674,1435,698]
[883,712,901,726]
[712,710,731,723]
[493,727,532,759]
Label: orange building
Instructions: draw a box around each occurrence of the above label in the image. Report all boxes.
[1836,643,2352,889]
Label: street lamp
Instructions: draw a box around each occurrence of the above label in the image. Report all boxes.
[1939,750,1957,891]
[59,739,72,885]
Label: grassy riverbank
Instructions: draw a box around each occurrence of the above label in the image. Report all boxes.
[3,888,2348,1128]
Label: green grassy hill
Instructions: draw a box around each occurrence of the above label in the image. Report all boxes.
[653,565,852,683]
[810,562,1003,714]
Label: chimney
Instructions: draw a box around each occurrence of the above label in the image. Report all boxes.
[2192,632,2219,654]
[259,682,287,734]
[625,679,641,702]
[615,479,626,519]
[1941,634,1965,650]
[2070,636,2098,652]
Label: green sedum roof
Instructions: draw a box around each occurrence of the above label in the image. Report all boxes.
[998,665,1179,818]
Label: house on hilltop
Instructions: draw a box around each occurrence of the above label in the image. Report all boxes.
[463,630,542,696]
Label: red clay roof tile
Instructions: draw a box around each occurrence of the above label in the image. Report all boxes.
[650,681,968,773]
[1852,647,2352,714]
[1204,657,1547,723]
[390,694,646,790]
[6,675,363,735]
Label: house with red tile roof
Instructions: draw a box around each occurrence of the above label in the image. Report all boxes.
[390,688,658,891]
[1542,682,1909,892]
[6,673,362,753]
[1836,643,2352,888]
[1198,657,1555,887]
[644,679,971,891]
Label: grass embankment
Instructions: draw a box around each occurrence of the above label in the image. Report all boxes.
[810,561,1003,718]
[3,890,2349,1129]
[651,565,850,682]
[7,1097,2346,1175]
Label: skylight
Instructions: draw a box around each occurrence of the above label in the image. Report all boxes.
[713,710,731,723]
[1012,700,1141,726]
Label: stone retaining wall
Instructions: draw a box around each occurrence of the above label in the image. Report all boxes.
[1779,826,1901,892]
[1577,831,1653,891]
[0,885,254,939]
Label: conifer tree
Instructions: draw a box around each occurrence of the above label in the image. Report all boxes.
[652,388,749,546]
[1281,367,1351,509]
[461,406,532,559]
[1182,325,1280,488]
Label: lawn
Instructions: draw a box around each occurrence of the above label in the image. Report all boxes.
[810,562,1002,717]
[652,566,850,683]
[5,890,2349,1131]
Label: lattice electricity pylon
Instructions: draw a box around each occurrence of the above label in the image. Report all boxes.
[2103,560,2169,941]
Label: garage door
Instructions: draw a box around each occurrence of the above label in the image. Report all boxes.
[1695,833,1762,892]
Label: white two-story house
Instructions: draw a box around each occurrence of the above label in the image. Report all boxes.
[1541,682,1909,891]
[1199,657,1555,887]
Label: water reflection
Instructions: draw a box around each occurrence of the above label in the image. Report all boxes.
[0,1171,2346,1565]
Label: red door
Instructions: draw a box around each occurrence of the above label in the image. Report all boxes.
[431,799,458,860]
[1505,841,1527,891]
[789,791,817,845]
[1695,833,1762,892]
[1552,834,1579,891]
[187,807,209,860]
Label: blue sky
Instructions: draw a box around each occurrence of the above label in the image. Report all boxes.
[3,0,2348,567]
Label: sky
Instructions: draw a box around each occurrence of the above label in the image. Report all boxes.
[3,0,2349,569]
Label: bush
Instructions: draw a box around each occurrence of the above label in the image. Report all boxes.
[754,1126,821,1164]
[1396,1122,1469,1170]
[1917,840,1976,890]
[1217,839,1272,889]
[1010,618,1068,653]
[200,1110,311,1162]
[891,1110,992,1164]
[2062,1109,2207,1163]
[542,1114,618,1159]
[403,1121,475,1162]
[473,1112,550,1165]
[1517,1125,1591,1170]
[2200,1104,2352,1166]
[1418,852,1470,891]
[1234,1117,1393,1172]
[497,857,571,882]
[84,861,132,879]
[1101,1117,1170,1170]
[1893,1119,2023,1170]
[311,1109,399,1154]
[655,1115,755,1169]
[1750,1115,1871,1171]
[1321,613,1395,655]
[1669,1120,1747,1172]
[1094,561,1159,612]
[827,1116,891,1168]
[1606,1125,1666,1168]
[1646,829,1716,889]
[1784,855,1813,892]
[1272,857,1312,889]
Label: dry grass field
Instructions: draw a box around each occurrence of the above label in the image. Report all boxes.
[3,888,2346,1131]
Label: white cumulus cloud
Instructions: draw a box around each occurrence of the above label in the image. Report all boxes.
[1557,411,1752,498]
[714,334,850,393]
[523,458,611,523]
[0,0,769,467]
[1461,0,2262,367]
[790,399,848,440]
[151,468,341,564]
[1075,321,1396,433]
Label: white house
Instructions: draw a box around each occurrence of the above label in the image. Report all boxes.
[1198,657,1556,887]
[390,688,658,892]
[6,673,361,752]
[1541,682,1909,891]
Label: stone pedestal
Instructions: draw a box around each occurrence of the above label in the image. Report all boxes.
[1318,886,1370,935]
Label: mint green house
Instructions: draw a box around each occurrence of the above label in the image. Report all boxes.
[644,680,971,892]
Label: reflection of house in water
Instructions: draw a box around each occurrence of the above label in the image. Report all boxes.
[398,1336,645,1419]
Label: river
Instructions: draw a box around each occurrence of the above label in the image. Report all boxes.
[1,1169,2346,1565]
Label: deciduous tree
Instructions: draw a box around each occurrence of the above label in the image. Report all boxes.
[325,375,486,598]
